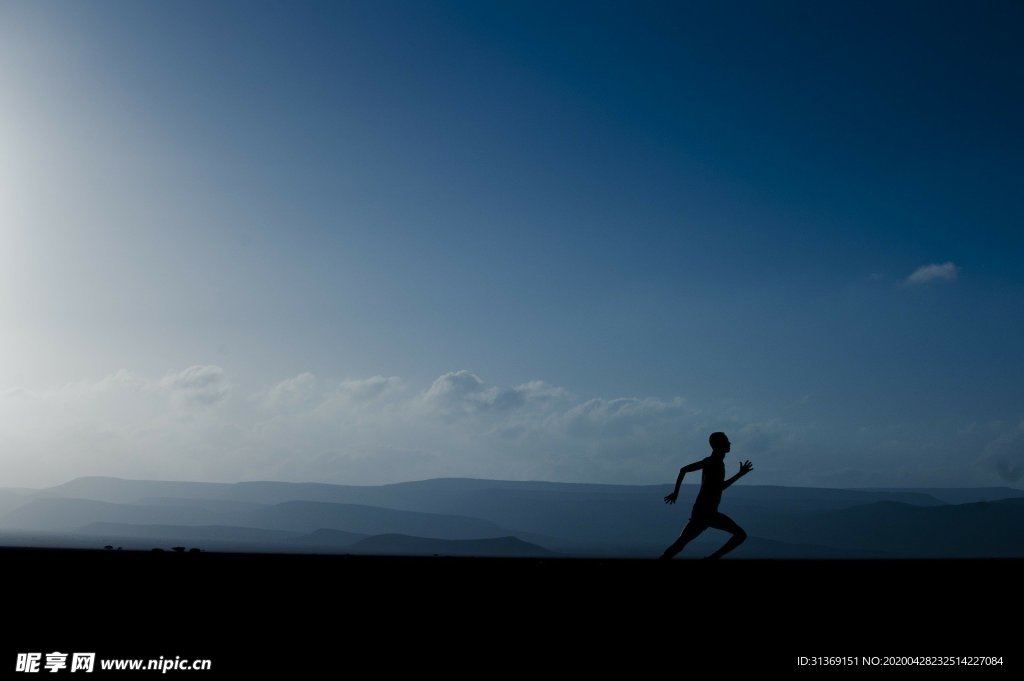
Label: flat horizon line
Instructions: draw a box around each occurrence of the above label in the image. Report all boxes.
[16,474,1024,494]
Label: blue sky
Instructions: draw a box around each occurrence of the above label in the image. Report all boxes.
[1,1,1022,488]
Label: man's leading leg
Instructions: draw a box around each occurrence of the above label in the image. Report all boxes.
[704,512,747,560]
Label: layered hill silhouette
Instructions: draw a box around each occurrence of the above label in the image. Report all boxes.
[4,497,520,539]
[2,476,1023,558]
[347,534,553,557]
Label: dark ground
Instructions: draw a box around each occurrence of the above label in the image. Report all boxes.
[2,547,1017,676]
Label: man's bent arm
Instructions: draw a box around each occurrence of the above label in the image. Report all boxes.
[722,461,754,491]
[722,472,744,491]
[666,460,705,500]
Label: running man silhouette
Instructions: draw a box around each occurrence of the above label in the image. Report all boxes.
[659,432,753,560]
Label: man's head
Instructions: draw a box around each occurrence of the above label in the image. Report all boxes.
[709,432,731,454]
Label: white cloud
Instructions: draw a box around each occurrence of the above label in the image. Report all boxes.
[261,372,320,411]
[905,261,959,285]
[420,370,565,417]
[338,375,402,402]
[159,365,229,407]
[259,374,403,414]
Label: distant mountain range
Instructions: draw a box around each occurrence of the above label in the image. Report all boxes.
[1,477,1022,558]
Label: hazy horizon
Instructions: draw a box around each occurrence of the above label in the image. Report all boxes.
[2,2,1022,490]
[4,475,1023,559]
[6,472,1024,492]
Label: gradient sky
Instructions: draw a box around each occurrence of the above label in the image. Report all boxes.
[1,1,1022,488]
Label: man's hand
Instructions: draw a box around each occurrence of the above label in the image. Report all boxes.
[739,460,753,476]
[664,491,678,504]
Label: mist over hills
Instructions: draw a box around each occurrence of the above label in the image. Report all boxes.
[347,534,554,557]
[2,476,1022,558]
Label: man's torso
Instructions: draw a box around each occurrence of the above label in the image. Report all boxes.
[693,456,725,514]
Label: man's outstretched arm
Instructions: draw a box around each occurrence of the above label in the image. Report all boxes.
[664,460,705,504]
[722,460,754,491]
